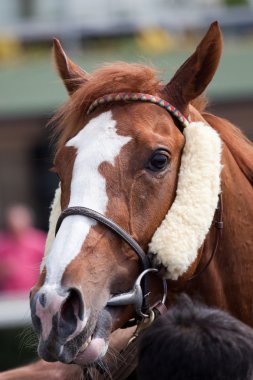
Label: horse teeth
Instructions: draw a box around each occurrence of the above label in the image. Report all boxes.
[79,336,92,353]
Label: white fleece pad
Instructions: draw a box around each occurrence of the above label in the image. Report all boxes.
[40,186,61,271]
[149,122,222,280]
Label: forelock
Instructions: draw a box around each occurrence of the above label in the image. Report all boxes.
[51,62,162,151]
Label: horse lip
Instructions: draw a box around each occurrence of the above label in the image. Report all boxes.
[79,335,92,352]
[37,320,96,364]
[73,335,108,365]
[59,328,110,365]
[60,308,112,364]
[38,337,63,363]
[81,311,112,361]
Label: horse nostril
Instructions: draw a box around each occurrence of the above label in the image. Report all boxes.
[60,287,84,323]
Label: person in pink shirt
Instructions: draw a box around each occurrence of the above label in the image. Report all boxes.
[0,204,46,295]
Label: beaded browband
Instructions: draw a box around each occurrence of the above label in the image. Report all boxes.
[87,92,189,129]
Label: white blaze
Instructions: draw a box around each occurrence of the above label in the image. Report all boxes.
[45,111,131,285]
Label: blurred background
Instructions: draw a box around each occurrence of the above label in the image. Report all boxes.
[0,0,253,372]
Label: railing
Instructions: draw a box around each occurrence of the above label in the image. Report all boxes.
[0,293,31,328]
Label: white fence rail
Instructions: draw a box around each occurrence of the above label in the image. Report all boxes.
[0,294,31,328]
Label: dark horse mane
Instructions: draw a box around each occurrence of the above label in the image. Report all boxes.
[52,62,253,185]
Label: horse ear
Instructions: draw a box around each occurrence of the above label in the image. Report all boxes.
[163,22,223,113]
[53,38,89,95]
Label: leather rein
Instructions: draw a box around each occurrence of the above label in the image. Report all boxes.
[55,93,223,324]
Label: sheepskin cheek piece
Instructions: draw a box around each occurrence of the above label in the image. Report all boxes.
[149,122,222,280]
[41,122,222,280]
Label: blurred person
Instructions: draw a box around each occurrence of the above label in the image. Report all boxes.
[0,204,46,294]
[138,295,253,380]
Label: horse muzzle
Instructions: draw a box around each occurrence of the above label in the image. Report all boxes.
[30,284,112,364]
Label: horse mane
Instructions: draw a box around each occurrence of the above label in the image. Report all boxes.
[203,112,253,185]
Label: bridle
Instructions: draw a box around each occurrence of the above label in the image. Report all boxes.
[55,92,223,323]
[55,206,166,318]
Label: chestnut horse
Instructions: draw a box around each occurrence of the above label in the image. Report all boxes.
[1,22,253,380]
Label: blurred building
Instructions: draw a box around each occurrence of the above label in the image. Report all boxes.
[1,0,253,43]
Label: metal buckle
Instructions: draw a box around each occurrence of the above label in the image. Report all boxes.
[127,309,156,346]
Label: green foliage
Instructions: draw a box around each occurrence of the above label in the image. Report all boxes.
[224,0,248,6]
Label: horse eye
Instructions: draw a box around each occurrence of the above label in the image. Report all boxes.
[147,151,170,172]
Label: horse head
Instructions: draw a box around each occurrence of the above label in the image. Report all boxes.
[30,22,223,366]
